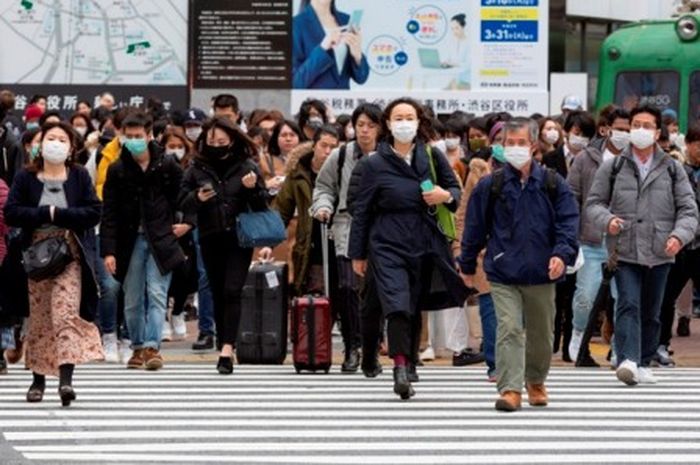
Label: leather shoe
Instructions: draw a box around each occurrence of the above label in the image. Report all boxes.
[341,348,361,373]
[217,356,234,375]
[452,348,485,367]
[393,366,415,400]
[495,391,522,412]
[362,359,383,378]
[26,385,45,403]
[407,363,419,383]
[526,383,548,407]
[59,385,76,407]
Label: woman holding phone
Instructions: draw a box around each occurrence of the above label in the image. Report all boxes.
[348,98,468,400]
[179,117,268,375]
[292,0,370,89]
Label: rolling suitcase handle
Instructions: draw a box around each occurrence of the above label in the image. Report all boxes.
[320,221,330,297]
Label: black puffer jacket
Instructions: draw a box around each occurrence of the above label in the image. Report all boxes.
[179,154,268,240]
[346,155,370,217]
[100,141,189,282]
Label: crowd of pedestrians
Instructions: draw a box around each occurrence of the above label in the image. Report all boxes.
[0,89,698,411]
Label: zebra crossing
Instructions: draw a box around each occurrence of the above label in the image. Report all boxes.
[1,364,700,464]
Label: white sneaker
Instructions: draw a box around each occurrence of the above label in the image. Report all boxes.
[161,320,173,342]
[119,339,132,364]
[568,329,583,361]
[638,367,658,384]
[420,346,435,362]
[102,333,119,363]
[172,314,187,340]
[616,359,639,386]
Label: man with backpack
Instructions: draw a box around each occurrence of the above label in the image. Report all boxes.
[586,105,698,387]
[458,117,579,412]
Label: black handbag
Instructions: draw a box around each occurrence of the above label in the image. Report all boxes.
[21,231,74,282]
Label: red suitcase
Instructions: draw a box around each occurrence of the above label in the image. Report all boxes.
[291,222,333,373]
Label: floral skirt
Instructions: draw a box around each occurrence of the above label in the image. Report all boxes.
[25,230,103,377]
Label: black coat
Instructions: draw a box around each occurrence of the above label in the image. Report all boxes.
[179,154,268,241]
[0,127,25,187]
[348,142,468,316]
[100,142,188,283]
[4,166,101,321]
[543,146,569,178]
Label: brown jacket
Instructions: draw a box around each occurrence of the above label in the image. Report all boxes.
[259,151,287,181]
[454,158,491,295]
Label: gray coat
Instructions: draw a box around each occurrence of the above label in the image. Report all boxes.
[311,141,369,257]
[567,146,605,246]
[586,147,699,267]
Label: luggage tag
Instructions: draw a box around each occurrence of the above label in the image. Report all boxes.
[265,270,279,289]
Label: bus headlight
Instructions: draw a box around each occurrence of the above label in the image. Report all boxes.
[677,16,699,41]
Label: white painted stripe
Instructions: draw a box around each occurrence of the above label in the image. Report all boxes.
[2,418,698,428]
[15,441,700,453]
[0,401,696,410]
[19,452,700,463]
[7,428,700,442]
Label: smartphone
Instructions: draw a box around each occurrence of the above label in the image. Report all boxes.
[348,9,363,32]
[420,179,434,192]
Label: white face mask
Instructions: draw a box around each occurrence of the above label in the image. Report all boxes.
[544,129,559,145]
[345,127,355,140]
[609,130,630,151]
[568,134,589,152]
[504,146,531,169]
[390,120,418,144]
[431,139,447,154]
[630,128,656,150]
[74,127,88,138]
[42,140,70,165]
[167,148,186,161]
[445,137,461,150]
[669,132,681,146]
[185,127,202,142]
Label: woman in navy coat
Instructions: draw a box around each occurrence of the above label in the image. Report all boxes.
[348,98,468,400]
[292,0,370,89]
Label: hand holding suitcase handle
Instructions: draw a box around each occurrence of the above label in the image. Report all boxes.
[257,247,274,263]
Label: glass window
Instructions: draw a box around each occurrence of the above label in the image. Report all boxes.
[614,71,680,113]
[689,71,700,124]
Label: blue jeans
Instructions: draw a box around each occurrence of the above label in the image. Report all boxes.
[193,229,215,336]
[95,235,121,335]
[572,244,609,332]
[614,262,671,366]
[479,293,497,375]
[123,234,172,350]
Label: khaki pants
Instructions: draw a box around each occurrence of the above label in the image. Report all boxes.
[490,283,556,394]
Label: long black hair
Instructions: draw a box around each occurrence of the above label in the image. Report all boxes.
[198,117,257,160]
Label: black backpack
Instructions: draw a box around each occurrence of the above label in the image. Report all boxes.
[485,167,559,236]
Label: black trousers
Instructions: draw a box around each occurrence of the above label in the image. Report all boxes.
[554,273,576,357]
[360,262,383,362]
[660,247,700,347]
[386,311,422,359]
[335,257,361,350]
[199,231,253,346]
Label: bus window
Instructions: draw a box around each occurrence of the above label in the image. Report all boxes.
[614,71,679,113]
[689,72,700,125]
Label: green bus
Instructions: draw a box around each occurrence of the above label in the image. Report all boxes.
[596,14,700,131]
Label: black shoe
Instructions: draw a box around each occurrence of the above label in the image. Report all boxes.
[192,333,214,351]
[452,348,485,367]
[392,366,415,400]
[407,363,419,383]
[362,359,383,378]
[217,356,234,375]
[341,348,361,373]
[575,350,600,368]
[677,316,691,337]
[59,385,76,407]
[26,385,44,403]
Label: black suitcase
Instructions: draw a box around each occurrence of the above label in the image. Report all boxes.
[237,261,289,365]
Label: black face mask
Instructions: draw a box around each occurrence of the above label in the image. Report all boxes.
[202,143,230,160]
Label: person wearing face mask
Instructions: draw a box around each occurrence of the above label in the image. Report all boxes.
[4,121,103,406]
[101,111,191,372]
[537,118,562,162]
[544,111,596,179]
[587,105,698,387]
[182,108,207,144]
[21,127,42,163]
[179,117,267,374]
[349,98,467,400]
[458,117,579,412]
[310,104,383,375]
[23,104,44,133]
[442,118,468,184]
[566,108,629,365]
[298,99,329,141]
[466,117,490,162]
[0,106,25,187]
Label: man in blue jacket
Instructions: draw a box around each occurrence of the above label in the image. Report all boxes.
[458,118,579,412]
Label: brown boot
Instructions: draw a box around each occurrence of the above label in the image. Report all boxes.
[495,391,522,412]
[127,349,145,369]
[143,348,164,371]
[526,383,548,406]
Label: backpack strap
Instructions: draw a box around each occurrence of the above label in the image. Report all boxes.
[544,168,559,207]
[331,144,348,218]
[607,155,626,205]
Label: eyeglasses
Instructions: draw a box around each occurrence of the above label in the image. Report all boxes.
[631,122,657,130]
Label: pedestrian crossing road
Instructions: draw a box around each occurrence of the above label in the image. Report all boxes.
[1,364,700,464]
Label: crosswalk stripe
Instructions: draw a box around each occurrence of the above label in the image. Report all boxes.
[2,364,699,464]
